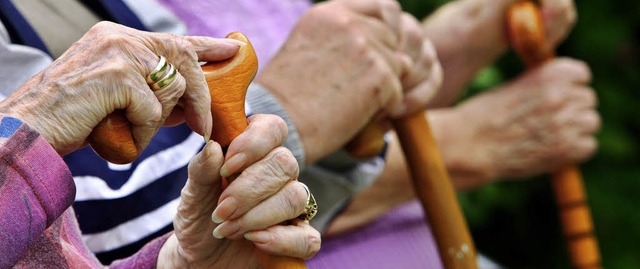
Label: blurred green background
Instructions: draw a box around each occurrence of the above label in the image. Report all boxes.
[397,0,640,268]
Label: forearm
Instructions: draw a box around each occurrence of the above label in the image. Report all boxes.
[424,0,515,107]
[427,109,495,190]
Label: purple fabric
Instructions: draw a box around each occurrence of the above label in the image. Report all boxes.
[0,115,168,268]
[307,200,444,269]
[157,0,311,73]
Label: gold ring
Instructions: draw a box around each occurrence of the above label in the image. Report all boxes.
[146,55,168,84]
[297,182,317,222]
[150,63,177,91]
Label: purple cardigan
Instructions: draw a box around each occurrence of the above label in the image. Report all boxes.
[0,115,168,268]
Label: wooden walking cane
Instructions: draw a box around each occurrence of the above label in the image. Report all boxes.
[347,67,478,268]
[506,2,601,268]
[202,32,308,269]
[392,113,479,269]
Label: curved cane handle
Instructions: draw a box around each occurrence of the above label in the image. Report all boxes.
[202,32,308,269]
[507,2,601,268]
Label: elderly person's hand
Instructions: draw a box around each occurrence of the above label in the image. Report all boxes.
[326,58,598,235]
[423,0,576,107]
[434,58,599,189]
[257,0,442,164]
[158,114,321,268]
[392,13,442,118]
[0,21,242,157]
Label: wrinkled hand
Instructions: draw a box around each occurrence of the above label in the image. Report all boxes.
[328,58,599,233]
[422,0,576,107]
[441,58,599,187]
[158,114,321,268]
[0,21,242,156]
[393,13,443,117]
[539,0,577,48]
[257,0,409,164]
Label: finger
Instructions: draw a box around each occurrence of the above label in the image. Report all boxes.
[395,58,443,117]
[401,39,438,89]
[245,219,322,260]
[178,37,242,137]
[152,65,188,122]
[123,69,164,153]
[568,136,598,163]
[398,13,423,60]
[364,31,412,78]
[213,180,307,239]
[178,141,224,221]
[211,147,299,223]
[575,110,601,135]
[221,114,289,177]
[183,36,243,61]
[373,57,404,116]
[353,12,402,50]
[187,140,224,187]
[342,0,403,43]
[547,58,592,84]
[540,0,576,47]
[143,35,234,142]
[570,86,598,109]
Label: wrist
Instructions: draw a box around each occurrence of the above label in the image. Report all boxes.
[428,108,495,190]
[157,234,189,269]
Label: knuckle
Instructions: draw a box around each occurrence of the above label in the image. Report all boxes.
[268,148,300,180]
[401,14,422,40]
[263,114,288,143]
[381,0,402,14]
[543,91,565,109]
[422,39,439,60]
[282,183,306,217]
[99,33,128,49]
[89,21,116,35]
[349,35,370,56]
[304,229,322,259]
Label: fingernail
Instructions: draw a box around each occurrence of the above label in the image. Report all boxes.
[244,231,271,244]
[224,39,246,46]
[212,197,237,223]
[212,221,239,239]
[199,140,215,164]
[212,224,225,239]
[204,116,213,143]
[220,153,246,178]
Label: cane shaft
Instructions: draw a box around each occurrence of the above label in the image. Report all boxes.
[393,112,478,269]
[552,166,601,269]
[507,2,601,268]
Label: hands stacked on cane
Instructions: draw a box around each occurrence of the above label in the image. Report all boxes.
[0,21,319,268]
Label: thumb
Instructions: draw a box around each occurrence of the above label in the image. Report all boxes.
[186,140,225,189]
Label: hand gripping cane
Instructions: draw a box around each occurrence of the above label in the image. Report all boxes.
[347,62,479,269]
[506,2,601,268]
[90,31,307,268]
[202,32,308,269]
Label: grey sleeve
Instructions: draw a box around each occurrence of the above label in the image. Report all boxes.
[0,22,52,99]
[245,83,387,233]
